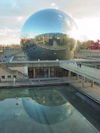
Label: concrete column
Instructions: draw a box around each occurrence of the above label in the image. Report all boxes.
[91,80,94,87]
[82,53,83,58]
[24,66,28,75]
[43,36,45,44]
[48,67,50,77]
[34,68,36,78]
[68,71,71,79]
[76,74,79,80]
[82,76,85,87]
[90,52,91,58]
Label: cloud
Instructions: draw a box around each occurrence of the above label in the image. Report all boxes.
[0,0,100,18]
[75,18,100,41]
[51,3,56,6]
[0,16,27,30]
[62,0,100,19]
[0,0,100,44]
[16,16,23,22]
[51,3,59,9]
[11,3,20,9]
[0,29,20,44]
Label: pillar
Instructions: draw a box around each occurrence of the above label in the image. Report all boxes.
[24,66,28,75]
[48,67,50,77]
[34,68,36,78]
[76,74,79,80]
[90,52,91,58]
[82,52,83,58]
[91,80,94,87]
[68,71,71,79]
[43,36,45,44]
[82,76,85,87]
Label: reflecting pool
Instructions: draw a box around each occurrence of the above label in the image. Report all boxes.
[0,85,100,133]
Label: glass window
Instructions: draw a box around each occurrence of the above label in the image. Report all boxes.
[13,75,16,78]
[8,75,11,79]
[51,67,54,71]
[1,76,5,79]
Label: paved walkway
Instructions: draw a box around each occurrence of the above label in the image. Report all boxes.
[60,63,100,83]
[0,77,72,88]
[70,76,100,104]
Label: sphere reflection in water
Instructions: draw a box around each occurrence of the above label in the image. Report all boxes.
[20,9,78,60]
[22,89,74,125]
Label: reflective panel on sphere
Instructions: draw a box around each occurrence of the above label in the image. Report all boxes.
[20,9,78,60]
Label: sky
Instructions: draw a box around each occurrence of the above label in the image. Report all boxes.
[0,0,100,45]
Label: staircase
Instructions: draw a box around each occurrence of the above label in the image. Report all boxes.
[0,63,28,80]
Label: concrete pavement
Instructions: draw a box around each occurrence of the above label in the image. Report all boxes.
[60,63,100,83]
[70,76,100,104]
[0,77,73,88]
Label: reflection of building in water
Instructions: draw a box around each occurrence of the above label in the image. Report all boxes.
[31,89,66,106]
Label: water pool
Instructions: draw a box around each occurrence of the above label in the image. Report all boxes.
[0,85,100,133]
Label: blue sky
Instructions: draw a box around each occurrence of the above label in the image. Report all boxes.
[0,0,100,44]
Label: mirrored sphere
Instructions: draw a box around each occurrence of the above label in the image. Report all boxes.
[20,9,78,60]
[22,89,74,125]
